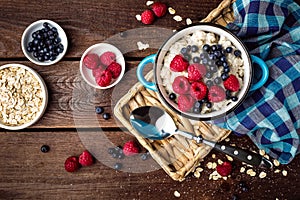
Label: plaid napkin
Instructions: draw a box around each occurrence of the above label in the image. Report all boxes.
[215,0,300,164]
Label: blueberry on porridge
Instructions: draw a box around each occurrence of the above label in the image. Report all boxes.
[160,30,244,114]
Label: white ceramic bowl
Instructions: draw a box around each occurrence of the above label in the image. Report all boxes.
[80,43,125,89]
[0,64,48,130]
[21,19,68,66]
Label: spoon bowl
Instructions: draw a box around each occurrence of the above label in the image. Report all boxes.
[130,106,273,168]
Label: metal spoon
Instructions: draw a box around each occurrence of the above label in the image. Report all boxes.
[129,106,273,168]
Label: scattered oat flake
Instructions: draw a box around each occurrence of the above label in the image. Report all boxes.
[264,154,270,159]
[274,169,281,173]
[226,155,233,161]
[259,171,267,179]
[212,154,216,159]
[282,170,288,176]
[246,168,256,176]
[194,171,200,178]
[225,138,230,142]
[196,167,204,172]
[146,1,154,6]
[217,159,223,165]
[135,14,141,21]
[212,162,217,169]
[173,15,183,22]
[168,7,176,15]
[137,41,150,50]
[240,167,246,173]
[259,149,266,156]
[273,159,280,167]
[206,162,213,169]
[186,18,192,25]
[174,190,180,198]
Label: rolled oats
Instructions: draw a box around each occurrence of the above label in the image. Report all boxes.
[0,66,44,126]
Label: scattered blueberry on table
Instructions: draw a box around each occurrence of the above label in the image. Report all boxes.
[26,22,64,62]
[40,145,50,153]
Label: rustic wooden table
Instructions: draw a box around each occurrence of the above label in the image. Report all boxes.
[0,0,299,199]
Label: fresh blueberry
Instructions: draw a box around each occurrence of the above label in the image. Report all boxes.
[200,98,208,103]
[27,46,33,52]
[141,152,150,160]
[202,58,208,65]
[54,37,61,44]
[180,47,188,55]
[231,96,238,101]
[200,53,207,59]
[49,56,56,61]
[43,22,50,28]
[191,45,199,52]
[40,145,50,153]
[211,45,217,51]
[222,61,228,68]
[95,106,104,114]
[234,50,242,57]
[206,80,213,88]
[102,113,110,120]
[206,102,212,108]
[221,72,229,80]
[216,60,223,66]
[169,93,176,100]
[37,56,44,62]
[113,163,122,170]
[186,45,191,52]
[32,32,37,38]
[193,107,201,113]
[217,44,222,50]
[223,67,230,73]
[193,56,200,63]
[220,56,226,62]
[210,65,218,73]
[194,101,202,109]
[118,153,125,159]
[183,54,191,61]
[214,77,222,85]
[226,46,233,53]
[214,50,222,58]
[51,27,57,33]
[108,148,115,154]
[202,44,210,52]
[205,71,213,79]
[226,90,231,100]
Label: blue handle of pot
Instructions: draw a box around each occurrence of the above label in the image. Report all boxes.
[250,55,269,92]
[137,54,158,91]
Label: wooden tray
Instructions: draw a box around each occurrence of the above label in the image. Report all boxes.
[114,0,235,181]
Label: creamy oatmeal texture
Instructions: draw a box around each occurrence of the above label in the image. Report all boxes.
[161,30,244,114]
[0,66,44,126]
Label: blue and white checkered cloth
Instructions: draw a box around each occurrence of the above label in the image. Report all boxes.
[215,0,300,164]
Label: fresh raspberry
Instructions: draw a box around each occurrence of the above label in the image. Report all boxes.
[177,95,195,112]
[216,161,232,176]
[96,70,112,87]
[92,65,106,78]
[170,55,189,72]
[152,2,167,17]
[141,9,155,25]
[172,76,190,94]
[188,63,207,82]
[100,51,116,66]
[64,156,80,172]
[223,74,240,92]
[83,53,100,70]
[190,81,208,100]
[123,141,140,156]
[208,85,226,103]
[107,62,122,79]
[79,150,94,166]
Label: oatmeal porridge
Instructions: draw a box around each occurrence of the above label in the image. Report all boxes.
[160,30,244,114]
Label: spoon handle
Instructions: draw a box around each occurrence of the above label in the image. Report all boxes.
[212,142,273,168]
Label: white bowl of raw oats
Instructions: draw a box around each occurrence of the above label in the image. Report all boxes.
[0,64,48,130]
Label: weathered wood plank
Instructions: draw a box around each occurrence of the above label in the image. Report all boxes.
[0,131,298,200]
[0,60,147,128]
[0,0,222,58]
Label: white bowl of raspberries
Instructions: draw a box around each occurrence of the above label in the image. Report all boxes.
[80,43,125,89]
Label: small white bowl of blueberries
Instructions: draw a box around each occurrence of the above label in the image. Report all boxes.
[21,19,68,65]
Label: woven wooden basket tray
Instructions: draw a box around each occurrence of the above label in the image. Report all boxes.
[114,0,235,182]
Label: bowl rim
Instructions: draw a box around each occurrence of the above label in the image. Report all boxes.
[153,22,253,121]
[79,43,125,89]
[0,63,48,130]
[21,19,68,66]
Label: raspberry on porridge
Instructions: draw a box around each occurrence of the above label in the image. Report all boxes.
[161,30,244,115]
